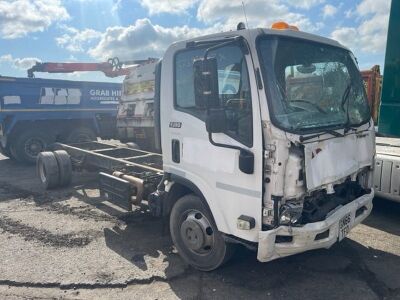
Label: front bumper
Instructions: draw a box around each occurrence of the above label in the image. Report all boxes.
[257,189,374,262]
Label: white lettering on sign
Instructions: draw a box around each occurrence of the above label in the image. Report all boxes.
[89,89,121,103]
[112,90,121,97]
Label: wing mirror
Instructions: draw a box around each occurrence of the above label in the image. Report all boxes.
[239,149,254,174]
[206,108,227,133]
[193,57,219,109]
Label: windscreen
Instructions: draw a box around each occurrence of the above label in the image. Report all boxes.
[258,36,370,133]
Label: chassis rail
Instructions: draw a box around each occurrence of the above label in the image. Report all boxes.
[52,141,163,173]
[47,141,164,211]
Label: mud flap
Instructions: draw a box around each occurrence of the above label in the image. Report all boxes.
[99,172,133,211]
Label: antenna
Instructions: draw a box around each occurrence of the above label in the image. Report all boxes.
[242,1,249,29]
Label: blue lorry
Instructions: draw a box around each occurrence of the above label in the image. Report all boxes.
[0,76,121,163]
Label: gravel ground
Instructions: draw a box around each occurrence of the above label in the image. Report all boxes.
[0,152,399,300]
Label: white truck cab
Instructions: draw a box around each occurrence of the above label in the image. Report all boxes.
[154,23,375,270]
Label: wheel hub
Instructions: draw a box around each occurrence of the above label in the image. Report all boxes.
[180,211,214,254]
[25,138,45,158]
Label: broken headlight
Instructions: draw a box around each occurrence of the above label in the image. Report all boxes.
[279,202,303,225]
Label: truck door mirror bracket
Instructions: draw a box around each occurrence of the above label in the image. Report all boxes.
[207,131,255,174]
[206,109,254,175]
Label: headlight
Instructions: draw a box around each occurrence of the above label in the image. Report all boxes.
[279,202,303,225]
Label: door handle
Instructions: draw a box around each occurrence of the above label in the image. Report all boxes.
[171,139,180,163]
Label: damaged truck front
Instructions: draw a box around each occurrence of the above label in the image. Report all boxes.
[255,32,374,261]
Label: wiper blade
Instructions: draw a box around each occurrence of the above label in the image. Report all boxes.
[299,129,344,142]
[344,125,358,134]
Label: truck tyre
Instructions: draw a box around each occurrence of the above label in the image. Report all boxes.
[37,151,60,189]
[11,129,53,164]
[53,150,72,187]
[170,194,234,271]
[66,127,96,143]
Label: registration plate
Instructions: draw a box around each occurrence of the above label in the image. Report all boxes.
[338,212,351,241]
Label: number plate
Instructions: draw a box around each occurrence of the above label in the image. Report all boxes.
[338,212,351,241]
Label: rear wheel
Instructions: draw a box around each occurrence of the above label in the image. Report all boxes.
[53,150,72,187]
[66,127,96,143]
[37,151,60,189]
[11,129,54,164]
[170,194,234,271]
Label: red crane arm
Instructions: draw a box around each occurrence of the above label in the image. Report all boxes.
[26,57,157,78]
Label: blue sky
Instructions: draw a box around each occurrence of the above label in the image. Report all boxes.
[0,0,391,83]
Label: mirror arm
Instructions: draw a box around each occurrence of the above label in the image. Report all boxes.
[208,132,254,174]
[208,132,243,152]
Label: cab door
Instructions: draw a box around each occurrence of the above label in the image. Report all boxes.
[162,40,263,242]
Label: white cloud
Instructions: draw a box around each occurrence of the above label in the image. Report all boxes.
[139,0,198,15]
[111,0,122,14]
[285,0,325,9]
[89,0,324,61]
[0,0,69,39]
[345,9,353,18]
[0,54,41,70]
[197,0,314,32]
[331,0,390,53]
[88,18,218,61]
[331,27,358,48]
[322,4,337,18]
[56,26,102,52]
[0,54,13,63]
[14,57,41,69]
[356,0,390,16]
[138,0,316,32]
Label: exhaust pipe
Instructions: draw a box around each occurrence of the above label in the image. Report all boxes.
[113,171,144,205]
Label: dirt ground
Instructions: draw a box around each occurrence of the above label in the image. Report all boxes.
[0,152,399,300]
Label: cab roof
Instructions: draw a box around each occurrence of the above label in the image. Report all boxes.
[179,27,349,52]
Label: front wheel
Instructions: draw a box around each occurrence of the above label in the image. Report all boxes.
[170,194,234,271]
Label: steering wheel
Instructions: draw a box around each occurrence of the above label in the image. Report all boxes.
[289,99,327,114]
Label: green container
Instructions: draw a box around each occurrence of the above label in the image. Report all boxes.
[378,0,400,136]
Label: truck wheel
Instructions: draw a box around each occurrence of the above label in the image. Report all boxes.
[37,151,60,189]
[12,130,53,164]
[170,194,234,271]
[66,127,96,143]
[53,150,72,187]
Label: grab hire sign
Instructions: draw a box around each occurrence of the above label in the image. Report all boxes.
[89,89,122,102]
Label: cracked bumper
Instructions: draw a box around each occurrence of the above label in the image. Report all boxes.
[257,189,374,262]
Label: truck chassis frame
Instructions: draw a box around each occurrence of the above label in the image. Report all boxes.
[50,141,164,211]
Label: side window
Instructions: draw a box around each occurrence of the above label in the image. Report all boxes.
[174,44,253,146]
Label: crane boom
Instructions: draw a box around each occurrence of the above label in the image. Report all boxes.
[27,57,158,78]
